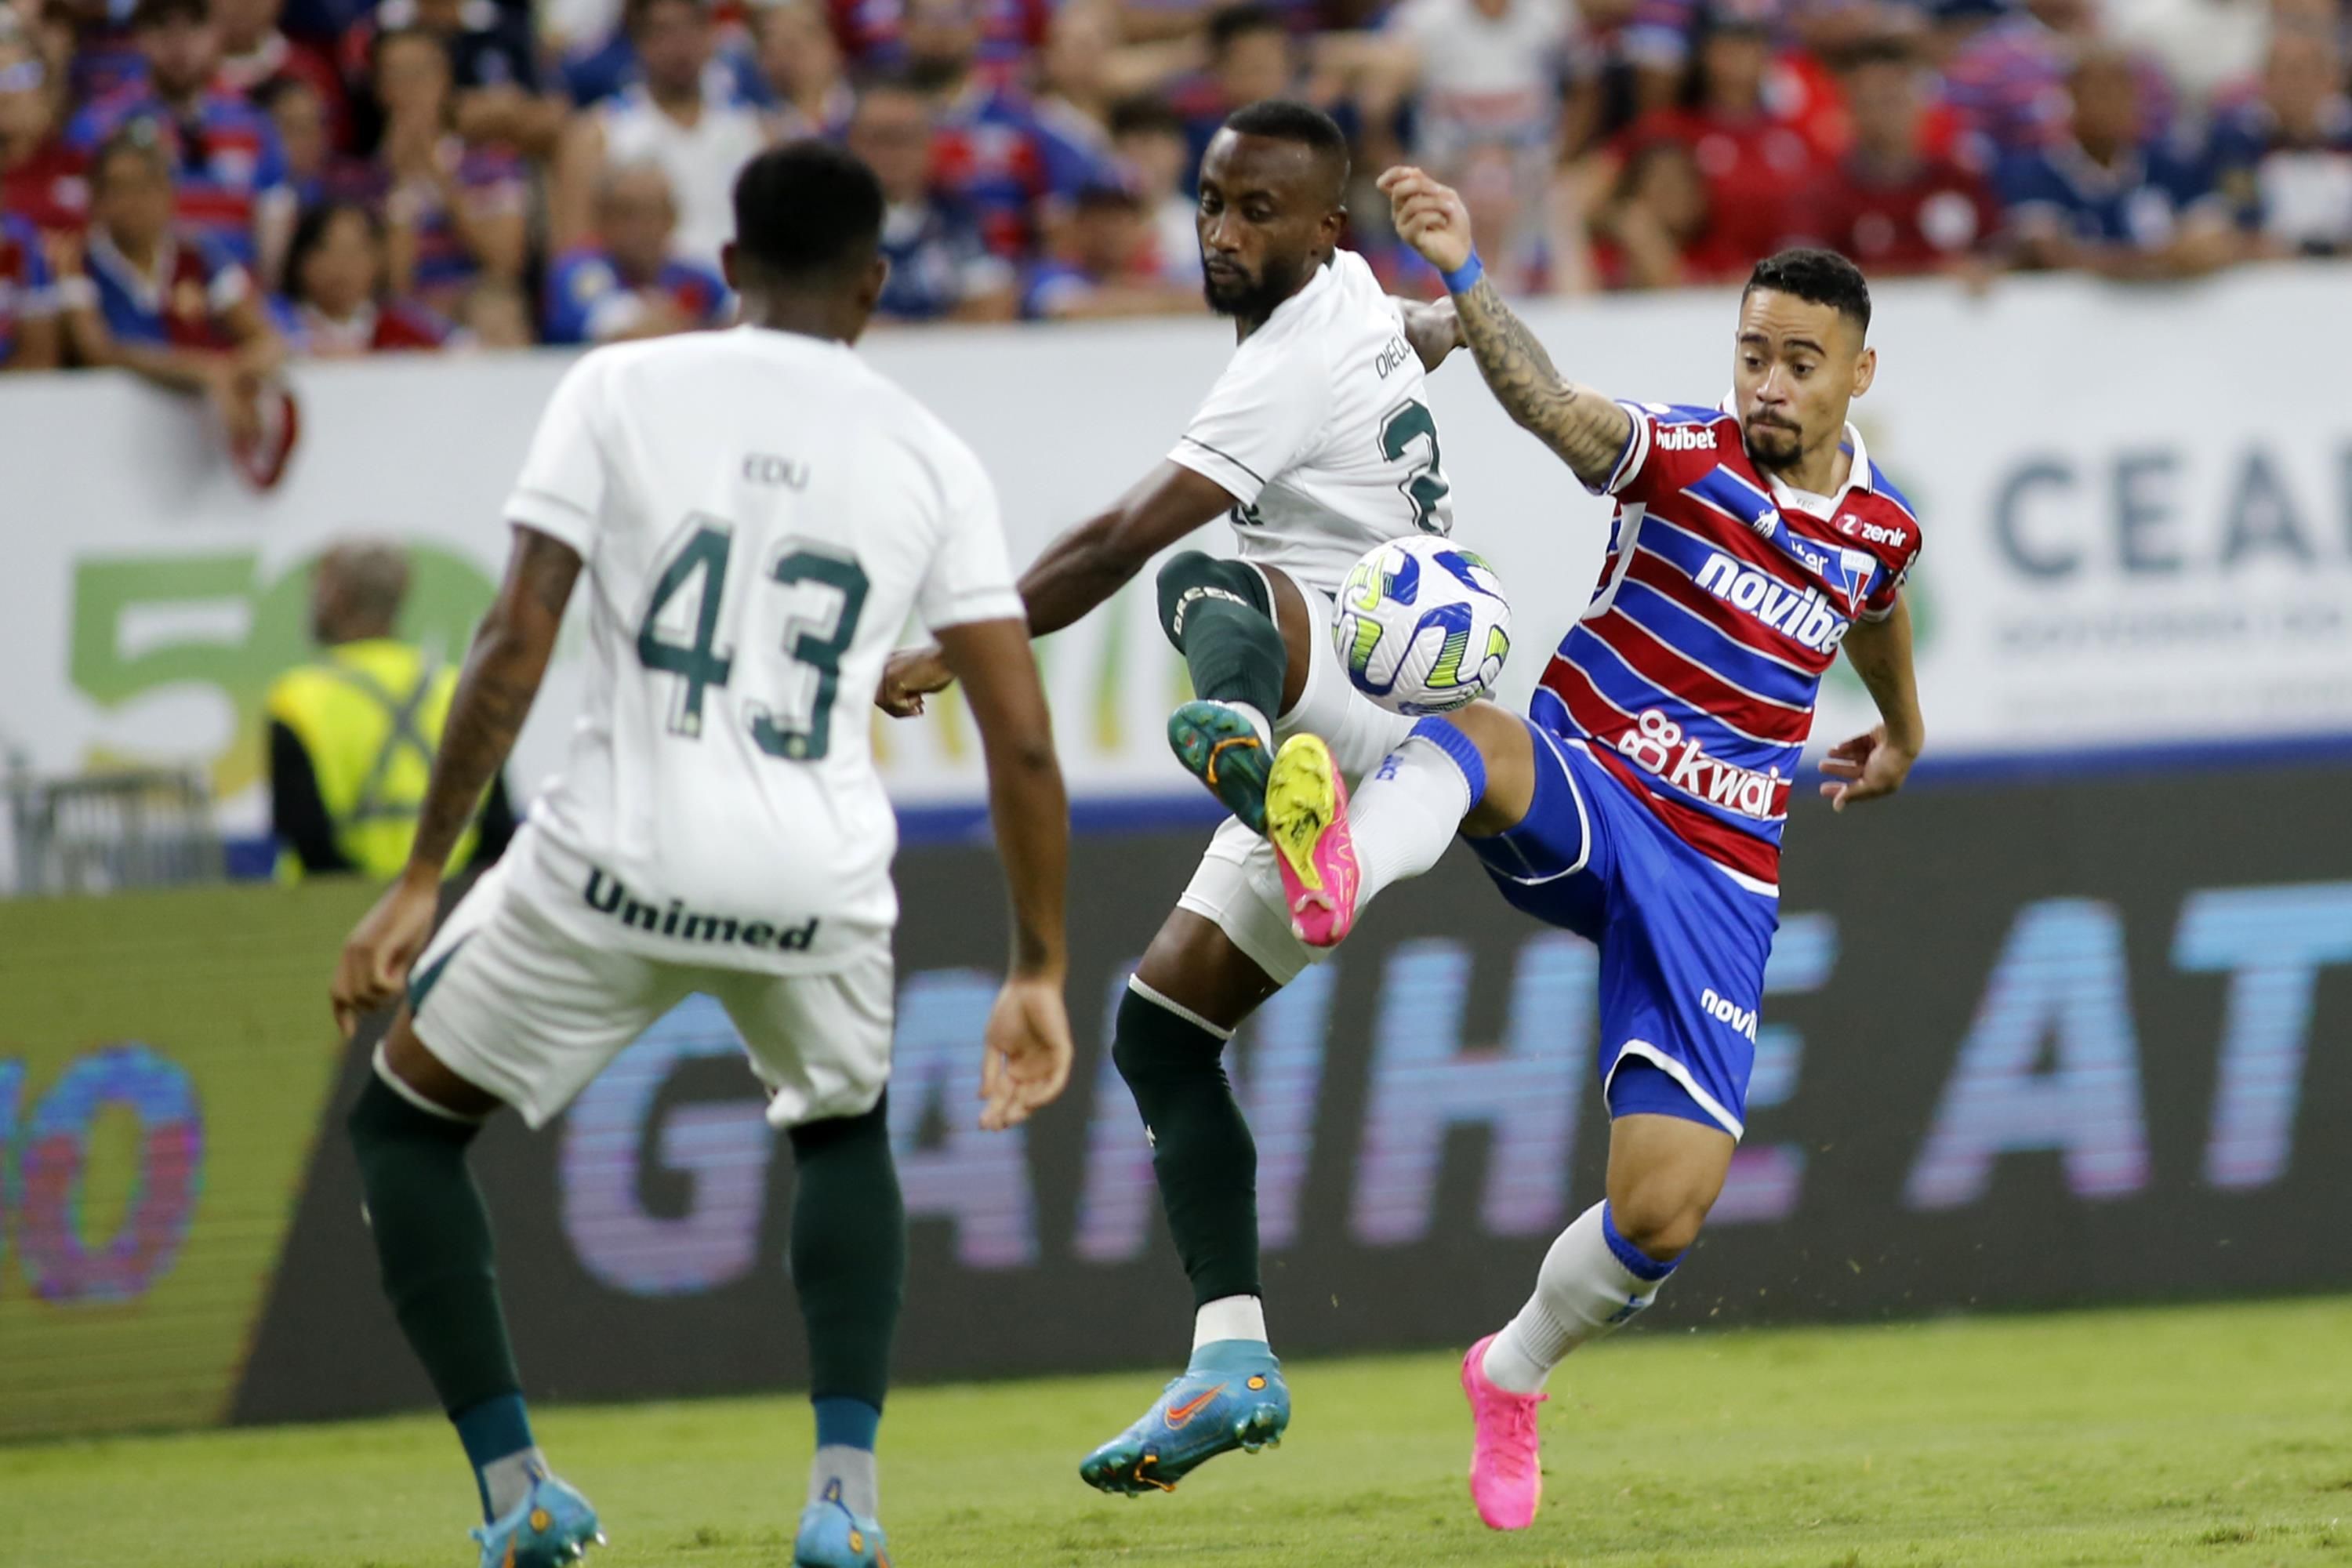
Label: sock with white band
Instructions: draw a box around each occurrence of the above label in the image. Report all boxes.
[1479,1202,1681,1395]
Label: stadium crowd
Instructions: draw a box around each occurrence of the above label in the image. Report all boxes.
[1,0,2347,379]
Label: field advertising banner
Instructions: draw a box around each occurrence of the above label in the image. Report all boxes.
[0,879,372,1439]
[205,758,2352,1431]
[1,264,2348,850]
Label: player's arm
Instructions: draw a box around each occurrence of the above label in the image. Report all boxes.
[936,614,1074,1128]
[330,527,582,1033]
[1818,593,1925,813]
[877,462,1236,716]
[1378,165,1632,489]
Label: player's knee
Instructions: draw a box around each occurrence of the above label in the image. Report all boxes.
[1155,551,1268,648]
[1112,985,1220,1087]
[1607,1178,1714,1261]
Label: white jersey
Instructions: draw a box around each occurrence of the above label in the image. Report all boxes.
[1168,247,1454,597]
[503,326,1022,972]
[597,79,770,270]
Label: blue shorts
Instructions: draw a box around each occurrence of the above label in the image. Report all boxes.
[1465,717,1779,1138]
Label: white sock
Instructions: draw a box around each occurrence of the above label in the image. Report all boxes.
[810,1445,879,1518]
[1192,1293,1269,1350]
[1479,1203,1675,1395]
[1348,735,1473,910]
[1216,700,1272,746]
[481,1448,547,1519]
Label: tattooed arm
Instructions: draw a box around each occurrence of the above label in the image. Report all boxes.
[330,526,582,1033]
[1378,166,1634,490]
[407,527,581,872]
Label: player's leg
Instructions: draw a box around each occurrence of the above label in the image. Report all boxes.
[1081,846,1311,1494]
[1264,697,1539,945]
[710,953,901,1568]
[1156,552,1316,832]
[347,868,676,1565]
[1456,781,1773,1530]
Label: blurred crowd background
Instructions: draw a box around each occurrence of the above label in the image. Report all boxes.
[1,0,2346,387]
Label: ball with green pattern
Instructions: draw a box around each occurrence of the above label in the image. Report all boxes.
[1331,536,1512,716]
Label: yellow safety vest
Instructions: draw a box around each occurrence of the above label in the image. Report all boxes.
[266,639,480,880]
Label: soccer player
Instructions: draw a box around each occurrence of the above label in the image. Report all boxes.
[327,142,1074,1568]
[1261,165,1926,1532]
[877,98,1465,1494]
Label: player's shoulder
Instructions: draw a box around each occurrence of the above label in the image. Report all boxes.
[1828,463,1923,561]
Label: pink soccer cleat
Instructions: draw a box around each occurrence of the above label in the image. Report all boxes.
[1461,1334,1546,1531]
[1262,734,1358,948]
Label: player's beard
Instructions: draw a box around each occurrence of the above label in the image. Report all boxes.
[1201,253,1308,325]
[1741,417,1805,471]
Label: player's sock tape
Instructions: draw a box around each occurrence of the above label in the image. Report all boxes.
[1410,715,1489,809]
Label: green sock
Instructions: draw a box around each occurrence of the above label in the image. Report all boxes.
[346,1074,523,1417]
[1156,551,1285,724]
[789,1095,905,1413]
[1112,983,1261,1306]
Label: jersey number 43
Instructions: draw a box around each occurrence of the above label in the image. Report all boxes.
[635,517,869,762]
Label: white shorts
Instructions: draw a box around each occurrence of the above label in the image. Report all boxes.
[405,855,894,1130]
[1176,564,1418,987]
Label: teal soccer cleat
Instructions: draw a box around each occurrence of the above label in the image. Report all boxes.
[793,1481,891,1567]
[1167,701,1272,834]
[1079,1340,1290,1495]
[471,1471,601,1568]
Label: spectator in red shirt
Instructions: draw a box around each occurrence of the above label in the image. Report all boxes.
[1590,132,1750,286]
[0,20,88,236]
[270,198,449,353]
[372,26,529,313]
[1790,32,1996,276]
[59,126,289,462]
[1,210,63,368]
[214,0,348,147]
[1611,1,1820,267]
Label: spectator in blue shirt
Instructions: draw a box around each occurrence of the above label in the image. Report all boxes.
[543,161,731,343]
[2208,29,2352,259]
[846,74,1016,322]
[1998,45,2234,279]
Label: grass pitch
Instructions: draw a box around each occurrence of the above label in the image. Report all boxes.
[5,1297,2348,1568]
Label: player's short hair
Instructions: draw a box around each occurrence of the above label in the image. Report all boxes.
[732,140,884,286]
[1220,98,1350,194]
[1206,2,1283,54]
[1108,93,1184,141]
[1744,248,1871,335]
[318,539,412,626]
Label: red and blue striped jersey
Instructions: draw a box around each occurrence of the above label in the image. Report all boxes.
[0,214,58,365]
[67,88,290,269]
[1534,402,1922,890]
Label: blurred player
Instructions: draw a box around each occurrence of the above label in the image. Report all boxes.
[877,99,1464,1494]
[1273,166,1926,1532]
[328,142,1074,1568]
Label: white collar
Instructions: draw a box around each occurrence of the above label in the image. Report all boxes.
[1719,394,1875,514]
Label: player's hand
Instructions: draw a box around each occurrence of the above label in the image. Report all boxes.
[330,868,441,1037]
[1817,725,1917,813]
[876,644,953,718]
[1377,165,1475,277]
[978,970,1073,1131]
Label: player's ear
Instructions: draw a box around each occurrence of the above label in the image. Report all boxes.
[1850,343,1877,400]
[720,240,740,294]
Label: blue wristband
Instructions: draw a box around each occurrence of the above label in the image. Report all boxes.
[1439,252,1484,293]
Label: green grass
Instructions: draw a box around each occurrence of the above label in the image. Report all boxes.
[6,1297,2350,1567]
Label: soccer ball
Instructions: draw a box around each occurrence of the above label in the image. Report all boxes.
[1333,536,1512,715]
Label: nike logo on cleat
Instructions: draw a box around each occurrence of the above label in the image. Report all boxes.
[1163,1387,1223,1428]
